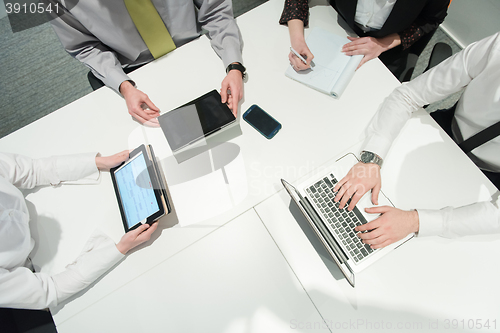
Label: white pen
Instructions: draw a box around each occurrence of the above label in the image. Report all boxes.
[290,47,308,65]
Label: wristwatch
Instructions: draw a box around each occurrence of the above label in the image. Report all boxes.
[360,150,383,168]
[226,62,246,80]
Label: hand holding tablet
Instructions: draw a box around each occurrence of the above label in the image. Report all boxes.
[95,150,130,171]
[116,222,159,254]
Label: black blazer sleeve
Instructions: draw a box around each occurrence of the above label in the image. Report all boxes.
[330,0,449,49]
[280,0,449,51]
[398,0,449,49]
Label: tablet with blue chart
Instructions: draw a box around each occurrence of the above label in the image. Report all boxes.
[110,144,170,232]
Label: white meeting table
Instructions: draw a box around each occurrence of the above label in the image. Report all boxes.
[256,110,500,332]
[0,0,498,332]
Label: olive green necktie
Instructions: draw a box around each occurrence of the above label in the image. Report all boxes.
[124,0,176,59]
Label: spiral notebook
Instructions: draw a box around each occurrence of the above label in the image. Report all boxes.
[285,27,363,99]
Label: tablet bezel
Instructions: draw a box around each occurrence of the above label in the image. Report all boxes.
[158,90,236,152]
[110,145,165,232]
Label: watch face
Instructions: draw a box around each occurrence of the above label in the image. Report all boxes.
[361,151,374,163]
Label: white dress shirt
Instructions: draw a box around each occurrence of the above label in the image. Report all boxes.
[354,0,397,31]
[50,0,243,93]
[0,153,124,309]
[362,32,500,238]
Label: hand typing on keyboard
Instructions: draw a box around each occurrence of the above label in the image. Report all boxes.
[307,178,376,262]
[333,162,381,211]
[355,206,419,249]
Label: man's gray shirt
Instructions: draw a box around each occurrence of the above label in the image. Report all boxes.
[51,0,243,92]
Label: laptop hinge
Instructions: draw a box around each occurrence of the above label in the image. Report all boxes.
[301,197,349,263]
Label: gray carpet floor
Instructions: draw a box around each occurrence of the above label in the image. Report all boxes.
[0,15,92,138]
[0,0,461,138]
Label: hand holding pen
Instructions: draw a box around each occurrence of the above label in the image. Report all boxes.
[289,44,314,71]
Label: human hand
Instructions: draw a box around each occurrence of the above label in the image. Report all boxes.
[288,19,314,71]
[95,150,130,171]
[342,34,400,69]
[119,81,160,127]
[116,222,158,254]
[355,206,419,249]
[289,40,314,71]
[333,162,381,211]
[221,68,243,116]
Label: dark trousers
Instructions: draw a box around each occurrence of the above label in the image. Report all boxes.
[431,106,500,190]
[0,307,56,333]
[87,64,145,91]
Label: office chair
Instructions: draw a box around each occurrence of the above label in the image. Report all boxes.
[400,41,453,82]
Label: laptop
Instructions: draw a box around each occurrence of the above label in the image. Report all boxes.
[282,153,413,287]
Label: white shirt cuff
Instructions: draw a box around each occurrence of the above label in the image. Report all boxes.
[53,230,124,304]
[415,208,446,237]
[362,133,392,160]
[54,153,99,185]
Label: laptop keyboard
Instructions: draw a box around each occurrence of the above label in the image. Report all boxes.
[305,175,375,263]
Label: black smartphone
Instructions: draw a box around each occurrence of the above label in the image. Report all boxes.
[243,105,281,139]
